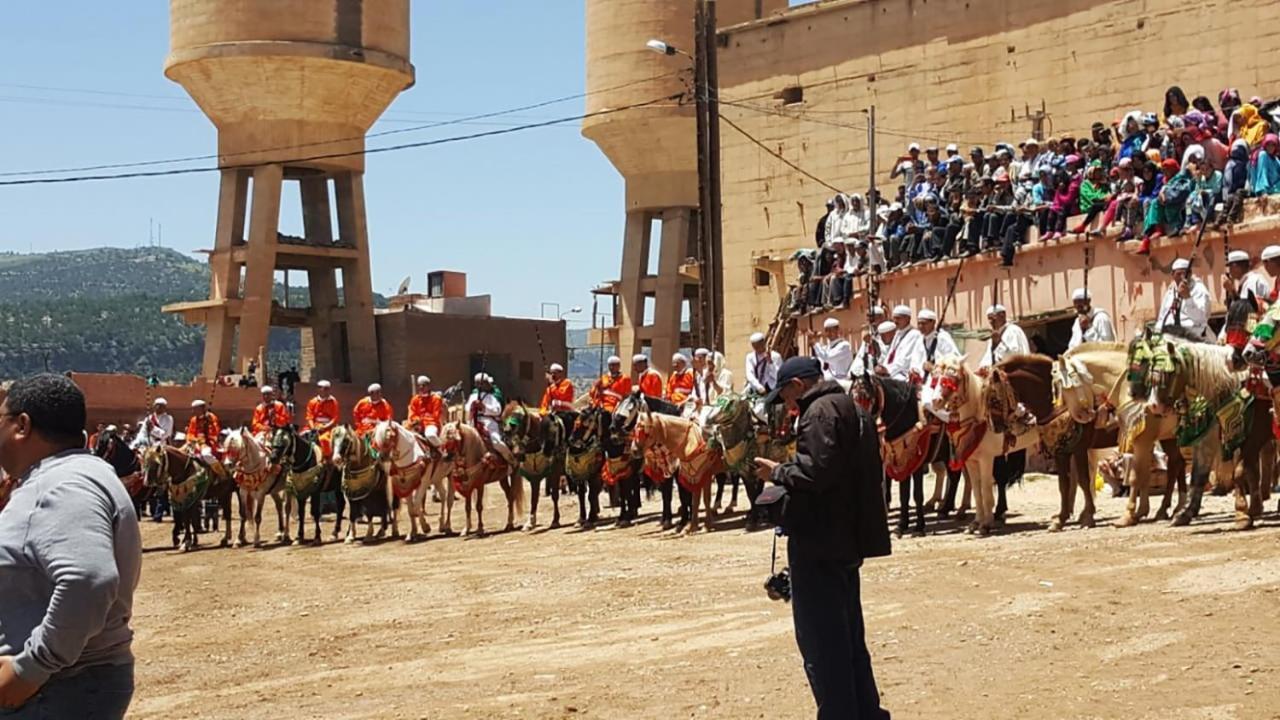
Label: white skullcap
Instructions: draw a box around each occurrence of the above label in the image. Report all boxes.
[416,375,431,385]
[154,397,168,405]
[190,399,205,407]
[987,304,1007,316]
[1071,288,1090,301]
[892,305,912,318]
[946,143,959,153]
[367,383,382,393]
[260,385,274,394]
[549,363,564,373]
[870,305,886,316]
[1227,250,1250,264]
[1263,245,1280,261]
[823,317,840,329]
[1171,258,1191,271]
[317,380,331,388]
[908,142,921,151]
[876,321,897,334]
[749,332,766,343]
[607,355,622,365]
[632,354,648,364]
[473,373,486,383]
[694,348,710,357]
[918,309,938,321]
[671,353,688,364]
[174,432,186,442]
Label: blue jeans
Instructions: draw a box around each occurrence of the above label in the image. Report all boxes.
[0,663,133,720]
[789,540,889,720]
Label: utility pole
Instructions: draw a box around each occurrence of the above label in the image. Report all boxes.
[866,105,877,232]
[694,0,724,352]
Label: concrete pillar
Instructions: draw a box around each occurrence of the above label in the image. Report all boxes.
[200,168,249,378]
[651,207,692,364]
[300,176,341,381]
[236,163,283,376]
[615,210,650,364]
[334,171,381,387]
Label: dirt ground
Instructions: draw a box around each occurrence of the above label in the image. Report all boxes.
[129,475,1280,720]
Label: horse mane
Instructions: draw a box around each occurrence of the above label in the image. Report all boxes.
[1171,338,1243,402]
[995,352,1054,374]
[643,412,704,459]
[876,376,921,440]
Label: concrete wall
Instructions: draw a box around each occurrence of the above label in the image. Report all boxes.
[374,311,568,406]
[74,373,264,431]
[716,0,1280,355]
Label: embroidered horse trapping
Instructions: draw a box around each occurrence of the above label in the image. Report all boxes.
[286,457,327,499]
[602,455,632,487]
[1039,412,1084,459]
[675,440,723,493]
[1215,389,1254,460]
[169,466,211,513]
[518,451,556,481]
[1176,396,1213,448]
[235,466,276,495]
[390,460,427,499]
[946,420,987,472]
[565,448,602,481]
[342,462,380,502]
[881,422,933,482]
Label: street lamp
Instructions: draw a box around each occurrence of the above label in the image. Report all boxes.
[646,38,690,59]
[559,306,583,320]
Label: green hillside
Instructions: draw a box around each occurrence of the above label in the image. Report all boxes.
[0,247,380,382]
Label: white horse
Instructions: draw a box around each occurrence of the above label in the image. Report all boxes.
[371,420,455,541]
[933,356,1046,536]
[222,427,289,548]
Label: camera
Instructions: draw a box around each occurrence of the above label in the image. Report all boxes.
[764,567,792,602]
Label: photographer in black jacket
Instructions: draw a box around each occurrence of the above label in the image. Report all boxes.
[754,357,891,720]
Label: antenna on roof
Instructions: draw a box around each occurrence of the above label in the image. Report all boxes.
[396,276,411,296]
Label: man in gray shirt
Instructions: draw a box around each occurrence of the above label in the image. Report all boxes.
[0,374,141,718]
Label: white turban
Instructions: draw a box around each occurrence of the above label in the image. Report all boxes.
[416,375,431,385]
[607,355,622,365]
[367,383,382,393]
[892,305,912,318]
[632,354,648,364]
[1262,245,1280,261]
[876,321,897,334]
[1071,288,1090,301]
[1171,258,1191,271]
[986,304,1007,316]
[260,385,274,394]
[870,306,886,316]
[549,363,564,373]
[154,397,168,406]
[317,380,331,388]
[672,353,688,365]
[918,309,938,321]
[749,332,766,344]
[694,348,710,358]
[823,318,840,330]
[190,399,205,408]
[1227,250,1250,264]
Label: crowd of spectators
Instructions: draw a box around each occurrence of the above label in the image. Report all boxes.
[792,86,1280,316]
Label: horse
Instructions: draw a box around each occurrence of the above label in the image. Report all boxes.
[269,425,346,545]
[222,428,290,547]
[330,424,396,543]
[371,420,454,541]
[1136,335,1267,530]
[440,421,525,536]
[139,443,235,550]
[703,392,795,529]
[501,401,568,530]
[93,429,147,515]
[851,372,955,537]
[565,406,606,528]
[622,391,724,534]
[613,390,700,530]
[933,354,1057,535]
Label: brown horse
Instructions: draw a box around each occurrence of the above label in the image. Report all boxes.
[632,409,725,534]
[140,444,236,551]
[441,421,525,536]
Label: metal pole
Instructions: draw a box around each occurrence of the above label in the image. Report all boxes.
[867,104,878,235]
[694,0,713,352]
[705,0,725,353]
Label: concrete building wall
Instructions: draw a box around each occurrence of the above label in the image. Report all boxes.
[716,0,1280,355]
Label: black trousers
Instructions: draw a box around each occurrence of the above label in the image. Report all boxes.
[1000,214,1032,265]
[789,539,890,720]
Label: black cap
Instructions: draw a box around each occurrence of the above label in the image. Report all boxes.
[763,357,822,406]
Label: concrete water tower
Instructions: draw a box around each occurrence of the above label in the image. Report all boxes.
[582,0,783,364]
[162,0,414,386]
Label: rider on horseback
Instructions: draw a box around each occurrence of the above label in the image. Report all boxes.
[407,375,445,447]
[251,386,292,442]
[540,363,577,430]
[184,399,221,465]
[352,384,393,439]
[132,397,174,450]
[468,373,515,465]
[304,380,340,459]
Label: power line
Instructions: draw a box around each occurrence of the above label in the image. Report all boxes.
[0,93,685,187]
[719,113,843,194]
[0,71,684,179]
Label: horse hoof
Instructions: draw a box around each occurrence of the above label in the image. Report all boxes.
[1048,519,1064,533]
[233,540,245,549]
[1117,514,1138,528]
[1234,517,1255,531]
[1155,509,1170,521]
[290,538,302,547]
[343,537,355,545]
[1078,515,1096,529]
[976,526,992,537]
[550,519,561,530]
[220,539,231,548]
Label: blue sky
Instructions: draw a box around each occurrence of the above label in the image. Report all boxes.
[1,2,810,325]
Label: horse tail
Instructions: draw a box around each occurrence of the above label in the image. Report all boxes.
[510,464,527,518]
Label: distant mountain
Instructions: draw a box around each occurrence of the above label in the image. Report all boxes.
[0,247,384,382]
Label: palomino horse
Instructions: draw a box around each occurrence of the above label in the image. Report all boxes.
[440,421,525,536]
[565,406,606,528]
[330,424,395,543]
[371,420,454,541]
[1139,336,1267,530]
[933,355,1056,535]
[140,443,236,550]
[93,429,147,515]
[501,402,568,530]
[270,426,346,545]
[222,428,289,547]
[612,390,690,529]
[626,395,725,534]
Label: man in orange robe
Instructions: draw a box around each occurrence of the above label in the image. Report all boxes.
[406,375,445,446]
[665,353,695,405]
[540,363,576,414]
[185,399,222,459]
[251,385,293,439]
[352,383,393,438]
[591,356,631,412]
[305,380,341,459]
[633,354,664,399]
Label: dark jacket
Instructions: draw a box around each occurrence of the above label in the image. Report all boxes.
[772,381,891,565]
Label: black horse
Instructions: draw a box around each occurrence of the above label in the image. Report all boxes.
[93,430,147,516]
[610,390,687,529]
[565,406,606,528]
[853,372,962,537]
[270,426,346,545]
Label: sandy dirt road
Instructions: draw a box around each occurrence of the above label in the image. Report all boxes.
[129,476,1280,720]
